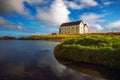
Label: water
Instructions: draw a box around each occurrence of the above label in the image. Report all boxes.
[0,40,119,80]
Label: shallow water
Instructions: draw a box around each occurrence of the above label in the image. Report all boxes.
[0,40,119,80]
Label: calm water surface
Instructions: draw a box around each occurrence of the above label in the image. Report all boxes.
[0,40,119,80]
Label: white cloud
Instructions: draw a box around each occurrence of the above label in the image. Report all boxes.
[103,1,112,6]
[65,1,83,10]
[0,0,28,15]
[0,17,8,25]
[0,16,24,31]
[25,0,43,4]
[0,16,13,27]
[81,0,98,6]
[65,0,98,9]
[106,20,120,32]
[37,0,70,25]
[10,0,27,14]
[0,0,51,15]
[18,25,22,29]
[80,13,105,32]
[0,0,43,15]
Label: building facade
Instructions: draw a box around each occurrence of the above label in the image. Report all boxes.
[59,20,88,34]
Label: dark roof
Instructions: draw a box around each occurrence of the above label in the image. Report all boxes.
[60,20,83,27]
[84,24,88,27]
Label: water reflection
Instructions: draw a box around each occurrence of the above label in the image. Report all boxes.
[0,40,109,80]
[55,58,120,80]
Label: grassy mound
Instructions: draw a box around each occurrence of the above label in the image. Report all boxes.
[54,36,120,69]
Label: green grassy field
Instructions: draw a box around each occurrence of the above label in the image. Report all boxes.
[54,35,120,69]
[19,32,120,42]
[19,34,77,41]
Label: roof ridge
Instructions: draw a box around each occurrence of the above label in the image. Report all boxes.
[63,20,82,24]
[60,20,83,27]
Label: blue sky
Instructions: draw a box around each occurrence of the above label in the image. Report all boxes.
[0,0,120,37]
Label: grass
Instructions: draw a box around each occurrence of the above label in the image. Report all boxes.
[19,32,120,42]
[54,35,120,69]
[18,34,77,42]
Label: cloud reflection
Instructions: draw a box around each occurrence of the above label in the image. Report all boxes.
[0,41,103,80]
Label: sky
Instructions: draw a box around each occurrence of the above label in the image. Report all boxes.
[0,0,120,37]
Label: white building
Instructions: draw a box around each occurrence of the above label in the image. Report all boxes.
[59,20,88,34]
